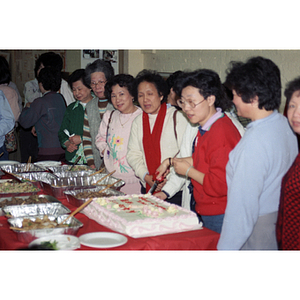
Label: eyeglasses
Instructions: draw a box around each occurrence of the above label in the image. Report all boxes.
[90,80,107,87]
[177,98,206,109]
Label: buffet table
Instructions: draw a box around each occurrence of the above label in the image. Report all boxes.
[0,174,220,251]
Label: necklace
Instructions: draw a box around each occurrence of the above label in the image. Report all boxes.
[119,111,135,128]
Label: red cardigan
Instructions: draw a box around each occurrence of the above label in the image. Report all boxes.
[192,115,241,216]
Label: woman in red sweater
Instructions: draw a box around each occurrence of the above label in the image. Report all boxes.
[169,69,242,233]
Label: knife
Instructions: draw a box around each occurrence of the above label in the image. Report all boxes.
[149,180,159,194]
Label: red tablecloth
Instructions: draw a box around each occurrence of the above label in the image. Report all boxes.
[0,178,220,250]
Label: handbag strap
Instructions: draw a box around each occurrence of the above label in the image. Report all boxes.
[106,110,115,143]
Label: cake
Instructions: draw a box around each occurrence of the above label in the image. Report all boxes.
[82,194,201,238]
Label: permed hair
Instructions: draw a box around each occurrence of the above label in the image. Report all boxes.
[224,56,281,111]
[173,68,232,111]
[104,74,135,102]
[68,69,90,90]
[84,59,114,85]
[134,69,169,103]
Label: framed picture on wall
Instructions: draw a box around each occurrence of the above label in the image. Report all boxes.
[81,50,119,75]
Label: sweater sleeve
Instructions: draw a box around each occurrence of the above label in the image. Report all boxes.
[126,115,148,183]
[82,108,95,166]
[18,98,43,129]
[217,141,267,250]
[95,110,111,156]
[0,91,15,136]
[58,105,72,148]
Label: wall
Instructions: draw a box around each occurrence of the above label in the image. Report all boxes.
[5,49,300,112]
[141,49,300,112]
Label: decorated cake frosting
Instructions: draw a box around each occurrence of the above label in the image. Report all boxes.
[82,194,200,238]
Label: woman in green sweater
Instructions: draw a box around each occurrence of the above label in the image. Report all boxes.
[58,69,94,164]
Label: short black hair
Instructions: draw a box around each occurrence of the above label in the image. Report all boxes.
[134,69,169,103]
[84,59,114,85]
[166,70,184,91]
[224,56,281,111]
[0,56,12,84]
[34,52,63,78]
[174,68,232,111]
[37,66,61,92]
[68,69,90,90]
[284,76,300,107]
[104,74,135,102]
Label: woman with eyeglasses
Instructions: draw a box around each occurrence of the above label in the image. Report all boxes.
[126,69,189,205]
[155,69,243,233]
[82,59,115,169]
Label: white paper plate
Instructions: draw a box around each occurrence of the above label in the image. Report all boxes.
[34,161,62,168]
[79,232,128,248]
[29,235,80,250]
[0,160,19,166]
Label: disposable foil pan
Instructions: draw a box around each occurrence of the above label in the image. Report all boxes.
[1,163,45,173]
[64,186,125,207]
[51,172,125,189]
[8,172,56,189]
[0,179,40,198]
[52,171,95,178]
[3,202,71,218]
[47,165,93,173]
[0,194,61,216]
[8,214,83,243]
[42,183,98,200]
[40,173,124,200]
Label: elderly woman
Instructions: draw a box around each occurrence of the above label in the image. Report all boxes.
[82,59,115,169]
[127,69,189,205]
[276,77,300,250]
[155,69,244,233]
[217,56,298,250]
[95,74,142,194]
[58,69,94,165]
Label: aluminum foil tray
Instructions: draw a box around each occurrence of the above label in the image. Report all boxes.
[64,186,125,207]
[3,202,70,218]
[41,173,124,200]
[41,183,97,200]
[0,194,61,217]
[8,172,56,189]
[51,173,124,189]
[0,179,40,198]
[47,165,93,173]
[52,171,95,178]
[1,163,45,173]
[8,214,83,243]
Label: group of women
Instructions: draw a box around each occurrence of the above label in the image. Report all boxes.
[2,52,300,250]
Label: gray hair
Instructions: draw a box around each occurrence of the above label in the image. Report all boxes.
[84,59,115,85]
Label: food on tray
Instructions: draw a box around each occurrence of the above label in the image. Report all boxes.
[0,195,49,208]
[20,215,69,230]
[82,194,200,238]
[0,181,39,193]
[73,190,113,199]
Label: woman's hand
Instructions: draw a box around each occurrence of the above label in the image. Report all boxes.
[65,140,78,153]
[69,135,81,145]
[155,158,171,181]
[172,157,193,176]
[155,191,168,200]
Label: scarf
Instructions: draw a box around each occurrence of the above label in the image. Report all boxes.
[142,102,167,192]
